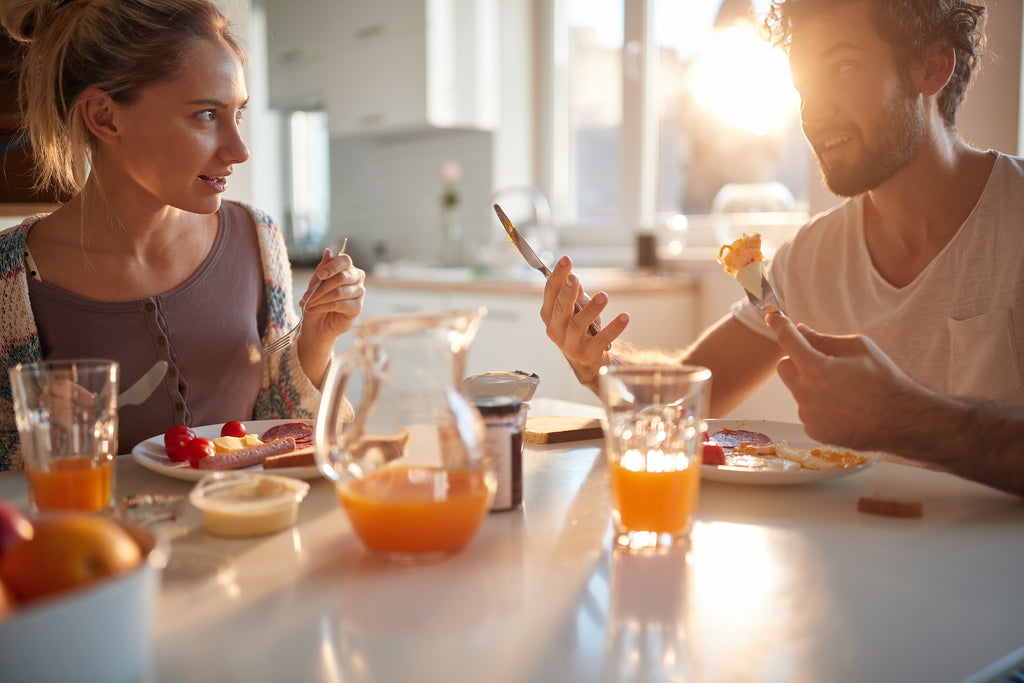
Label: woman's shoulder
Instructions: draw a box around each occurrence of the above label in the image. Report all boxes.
[0,217,39,268]
[223,200,279,232]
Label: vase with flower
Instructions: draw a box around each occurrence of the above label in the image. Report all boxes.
[439,161,465,267]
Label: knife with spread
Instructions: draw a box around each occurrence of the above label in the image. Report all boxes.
[494,204,601,337]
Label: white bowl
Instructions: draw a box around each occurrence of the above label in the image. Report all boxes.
[190,471,310,537]
[0,524,168,683]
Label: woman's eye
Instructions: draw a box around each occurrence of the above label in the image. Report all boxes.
[835,62,854,76]
[235,109,246,124]
[198,110,216,122]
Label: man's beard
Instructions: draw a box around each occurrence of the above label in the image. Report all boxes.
[814,87,925,197]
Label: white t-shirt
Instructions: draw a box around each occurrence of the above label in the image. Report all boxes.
[733,151,1024,406]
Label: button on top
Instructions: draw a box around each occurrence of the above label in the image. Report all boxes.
[144,302,156,312]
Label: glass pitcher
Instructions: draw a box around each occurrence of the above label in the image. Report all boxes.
[315,308,495,558]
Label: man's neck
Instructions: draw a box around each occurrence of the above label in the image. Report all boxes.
[861,137,994,287]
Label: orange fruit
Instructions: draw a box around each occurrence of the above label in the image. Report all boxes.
[0,578,16,618]
[0,514,142,604]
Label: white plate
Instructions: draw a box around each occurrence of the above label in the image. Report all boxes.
[701,419,883,486]
[131,419,320,482]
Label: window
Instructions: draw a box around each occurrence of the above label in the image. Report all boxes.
[283,109,331,261]
[553,0,809,231]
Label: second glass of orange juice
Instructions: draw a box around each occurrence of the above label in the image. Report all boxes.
[599,364,711,551]
[10,359,119,515]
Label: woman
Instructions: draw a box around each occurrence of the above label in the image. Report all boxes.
[0,0,365,469]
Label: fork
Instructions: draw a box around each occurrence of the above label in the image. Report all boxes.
[263,238,347,356]
[737,262,784,317]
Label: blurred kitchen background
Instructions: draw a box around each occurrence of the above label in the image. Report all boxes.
[2,0,1022,413]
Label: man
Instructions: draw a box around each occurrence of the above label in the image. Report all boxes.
[539,0,1024,496]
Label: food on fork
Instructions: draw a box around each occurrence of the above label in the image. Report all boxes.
[717,233,767,299]
[717,233,764,276]
[198,437,296,470]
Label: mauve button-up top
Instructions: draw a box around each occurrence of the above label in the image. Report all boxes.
[28,202,269,451]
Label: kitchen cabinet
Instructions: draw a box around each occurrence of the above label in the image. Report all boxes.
[265,0,498,136]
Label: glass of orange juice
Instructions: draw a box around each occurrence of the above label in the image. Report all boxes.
[598,364,711,551]
[9,360,119,515]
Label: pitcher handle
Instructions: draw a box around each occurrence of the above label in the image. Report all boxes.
[314,349,363,484]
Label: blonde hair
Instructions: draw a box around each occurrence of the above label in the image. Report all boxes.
[0,0,244,199]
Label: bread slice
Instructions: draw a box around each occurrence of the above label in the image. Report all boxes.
[262,447,315,469]
[525,416,604,444]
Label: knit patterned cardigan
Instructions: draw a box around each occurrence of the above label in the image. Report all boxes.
[0,201,337,470]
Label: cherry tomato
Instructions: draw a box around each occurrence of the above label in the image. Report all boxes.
[220,420,247,438]
[164,425,196,463]
[186,438,216,469]
[701,442,726,467]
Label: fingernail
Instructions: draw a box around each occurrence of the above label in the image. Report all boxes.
[319,267,331,279]
[565,274,577,288]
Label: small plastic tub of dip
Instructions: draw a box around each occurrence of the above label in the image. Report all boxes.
[189,471,310,537]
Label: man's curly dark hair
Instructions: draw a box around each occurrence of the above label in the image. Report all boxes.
[763,0,986,129]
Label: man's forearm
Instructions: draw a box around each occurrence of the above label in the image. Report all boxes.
[885,390,1024,497]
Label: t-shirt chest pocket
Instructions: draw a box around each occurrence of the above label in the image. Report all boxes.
[947,308,1021,399]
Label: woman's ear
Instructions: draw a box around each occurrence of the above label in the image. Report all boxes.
[79,87,120,143]
[920,40,956,97]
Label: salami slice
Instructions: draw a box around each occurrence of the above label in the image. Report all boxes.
[710,428,771,449]
[261,421,313,448]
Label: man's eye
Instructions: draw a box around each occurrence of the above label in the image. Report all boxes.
[235,109,246,123]
[198,110,216,121]
[835,62,854,75]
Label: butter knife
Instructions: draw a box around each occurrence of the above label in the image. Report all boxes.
[494,204,601,337]
[117,360,168,408]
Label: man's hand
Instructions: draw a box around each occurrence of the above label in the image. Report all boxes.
[540,256,628,391]
[767,312,922,450]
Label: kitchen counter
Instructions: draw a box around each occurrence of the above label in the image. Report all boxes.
[366,264,699,295]
[2,399,1022,682]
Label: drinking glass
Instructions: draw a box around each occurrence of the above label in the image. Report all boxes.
[598,364,711,550]
[9,360,119,515]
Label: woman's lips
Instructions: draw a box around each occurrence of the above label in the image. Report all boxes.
[198,175,227,192]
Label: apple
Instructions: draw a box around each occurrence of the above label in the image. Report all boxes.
[0,501,33,557]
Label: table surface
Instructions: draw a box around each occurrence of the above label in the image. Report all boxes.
[2,398,1023,683]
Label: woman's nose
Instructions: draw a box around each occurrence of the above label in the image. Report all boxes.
[221,124,250,165]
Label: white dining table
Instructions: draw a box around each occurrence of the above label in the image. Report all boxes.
[2,397,1023,683]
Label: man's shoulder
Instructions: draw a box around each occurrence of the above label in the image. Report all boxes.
[789,198,859,248]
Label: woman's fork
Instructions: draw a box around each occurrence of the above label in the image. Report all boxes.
[263,238,347,356]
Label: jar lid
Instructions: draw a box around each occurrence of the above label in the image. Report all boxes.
[472,395,522,415]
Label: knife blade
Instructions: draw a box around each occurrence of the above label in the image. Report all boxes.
[493,204,601,337]
[117,360,168,408]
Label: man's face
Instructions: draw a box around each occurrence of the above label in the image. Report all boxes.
[788,0,924,197]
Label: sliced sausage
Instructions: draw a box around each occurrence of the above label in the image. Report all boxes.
[261,422,313,448]
[198,437,296,470]
[710,428,772,449]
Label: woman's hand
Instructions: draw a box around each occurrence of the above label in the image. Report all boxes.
[296,245,366,387]
[540,255,628,392]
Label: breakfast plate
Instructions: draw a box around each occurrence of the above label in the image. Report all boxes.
[700,418,883,486]
[131,419,320,482]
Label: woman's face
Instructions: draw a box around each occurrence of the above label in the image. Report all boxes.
[107,38,250,215]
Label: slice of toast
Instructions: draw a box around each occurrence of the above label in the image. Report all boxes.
[525,416,604,444]
[262,446,315,469]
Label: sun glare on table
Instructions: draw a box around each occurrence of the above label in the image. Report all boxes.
[689,23,799,137]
